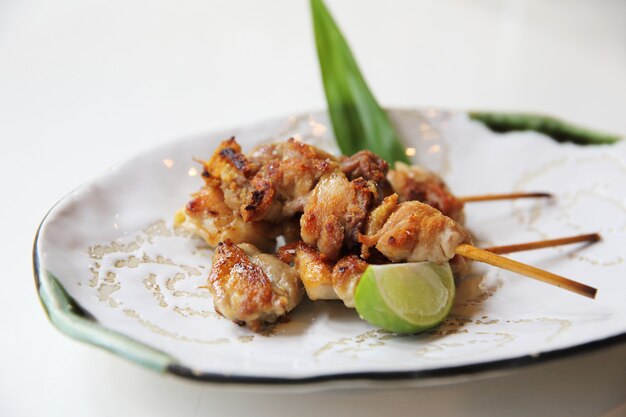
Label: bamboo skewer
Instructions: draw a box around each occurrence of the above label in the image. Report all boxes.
[458,192,552,203]
[455,244,597,299]
[483,233,601,255]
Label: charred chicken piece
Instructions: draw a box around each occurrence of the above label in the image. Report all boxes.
[277,241,335,300]
[203,137,259,214]
[340,150,393,196]
[387,162,465,223]
[361,193,399,258]
[360,200,471,264]
[202,138,340,223]
[331,255,369,308]
[277,241,368,308]
[244,139,340,222]
[174,180,278,253]
[208,241,303,332]
[300,171,379,261]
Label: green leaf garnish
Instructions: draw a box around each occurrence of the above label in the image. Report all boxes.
[311,0,409,164]
[311,0,620,152]
[469,112,622,145]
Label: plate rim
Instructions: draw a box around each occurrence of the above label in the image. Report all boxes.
[32,108,626,386]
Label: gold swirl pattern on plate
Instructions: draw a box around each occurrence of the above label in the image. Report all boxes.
[84,219,579,357]
[86,220,226,344]
[513,154,626,266]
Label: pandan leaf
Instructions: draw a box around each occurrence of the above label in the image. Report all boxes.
[311,0,410,164]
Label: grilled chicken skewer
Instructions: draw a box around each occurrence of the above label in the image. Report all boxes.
[207,199,597,330]
[178,137,595,331]
[285,204,600,309]
[175,138,553,250]
[210,229,598,330]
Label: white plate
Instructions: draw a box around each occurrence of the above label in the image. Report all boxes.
[34,109,626,388]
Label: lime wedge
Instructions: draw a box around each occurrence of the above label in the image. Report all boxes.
[354,262,455,334]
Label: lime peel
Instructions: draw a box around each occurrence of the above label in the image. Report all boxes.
[354,262,455,334]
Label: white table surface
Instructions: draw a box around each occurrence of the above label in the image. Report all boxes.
[1,1,625,416]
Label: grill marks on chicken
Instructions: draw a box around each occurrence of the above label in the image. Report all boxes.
[204,138,258,215]
[203,137,339,223]
[185,138,465,253]
[208,241,303,332]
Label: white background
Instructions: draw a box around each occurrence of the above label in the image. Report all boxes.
[1,0,625,416]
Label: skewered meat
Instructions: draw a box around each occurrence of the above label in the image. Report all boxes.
[331,255,369,308]
[360,200,471,263]
[202,138,339,223]
[277,241,335,300]
[182,138,467,252]
[277,242,368,308]
[204,197,469,331]
[387,162,464,222]
[203,138,258,214]
[361,193,399,258]
[174,180,278,253]
[300,171,379,260]
[208,241,303,331]
[340,150,393,196]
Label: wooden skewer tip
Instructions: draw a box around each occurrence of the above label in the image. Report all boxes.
[483,233,602,255]
[455,244,597,299]
[459,192,554,203]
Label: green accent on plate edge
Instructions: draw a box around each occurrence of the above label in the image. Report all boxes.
[469,112,622,145]
[38,270,176,372]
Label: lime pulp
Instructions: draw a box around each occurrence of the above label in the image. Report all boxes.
[354,262,455,334]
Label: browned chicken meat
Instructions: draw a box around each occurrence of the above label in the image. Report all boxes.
[174,180,278,252]
[340,150,393,196]
[179,137,468,252]
[331,255,369,308]
[387,162,465,223]
[277,241,334,300]
[203,137,339,223]
[362,194,399,240]
[277,241,368,308]
[300,171,380,260]
[360,200,471,263]
[203,138,256,215]
[208,241,303,331]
